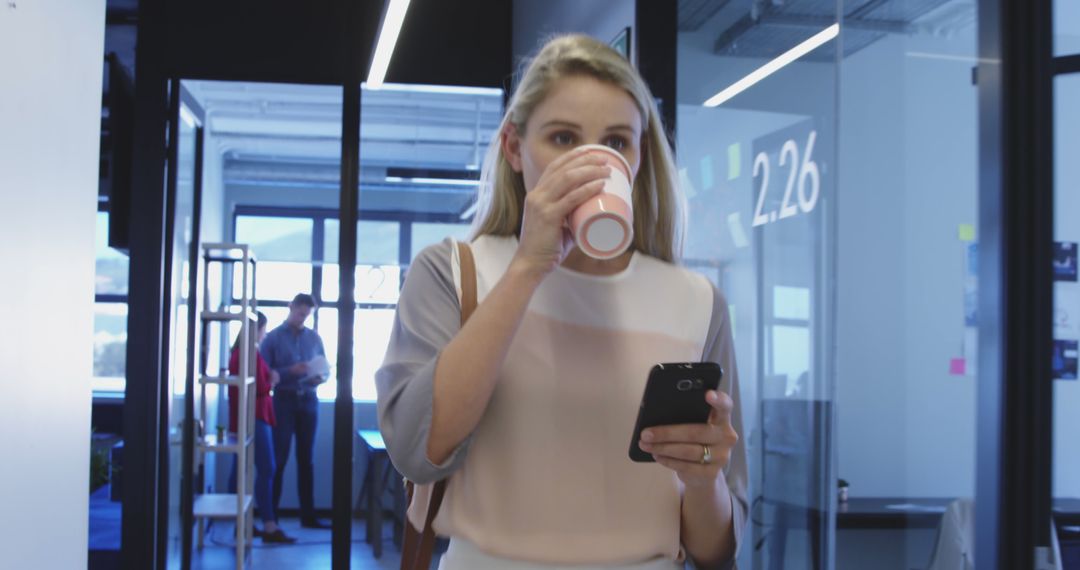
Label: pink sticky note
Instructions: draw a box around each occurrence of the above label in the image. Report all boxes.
[949,358,966,375]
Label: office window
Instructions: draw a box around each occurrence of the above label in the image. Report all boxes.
[771,325,810,397]
[309,305,394,401]
[322,264,402,304]
[93,212,129,392]
[96,212,129,296]
[235,215,313,262]
[411,222,472,259]
[323,219,401,304]
[234,260,311,302]
[93,303,127,392]
[232,213,471,400]
[324,219,399,265]
[774,286,811,321]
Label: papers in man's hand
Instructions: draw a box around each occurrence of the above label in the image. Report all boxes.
[301,355,331,385]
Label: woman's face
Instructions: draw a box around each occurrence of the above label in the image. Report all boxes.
[503,75,644,192]
[257,325,267,345]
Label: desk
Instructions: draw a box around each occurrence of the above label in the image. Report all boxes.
[356,429,405,559]
[837,497,1080,529]
[837,498,951,530]
[766,497,1080,569]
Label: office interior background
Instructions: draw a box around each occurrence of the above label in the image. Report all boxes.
[1,0,1078,568]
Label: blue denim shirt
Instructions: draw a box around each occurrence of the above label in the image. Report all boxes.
[260,323,326,392]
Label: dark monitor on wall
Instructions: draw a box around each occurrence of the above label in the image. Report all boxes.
[105,53,134,253]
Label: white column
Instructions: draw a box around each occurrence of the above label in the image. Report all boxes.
[0,0,106,567]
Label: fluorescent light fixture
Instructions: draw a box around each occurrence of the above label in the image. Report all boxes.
[179,104,198,128]
[411,177,477,186]
[704,23,840,108]
[459,201,478,220]
[367,0,413,89]
[385,176,478,187]
[362,82,503,97]
[905,51,998,64]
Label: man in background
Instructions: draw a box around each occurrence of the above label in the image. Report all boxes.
[260,293,330,529]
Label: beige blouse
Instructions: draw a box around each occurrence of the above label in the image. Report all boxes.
[377,236,748,568]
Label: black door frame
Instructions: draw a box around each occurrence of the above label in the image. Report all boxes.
[123,1,371,568]
[121,0,169,565]
[179,95,206,570]
[975,0,1055,568]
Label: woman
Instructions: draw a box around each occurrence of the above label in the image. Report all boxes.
[229,311,295,544]
[377,34,746,569]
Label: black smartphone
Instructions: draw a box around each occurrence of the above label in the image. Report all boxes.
[628,362,723,463]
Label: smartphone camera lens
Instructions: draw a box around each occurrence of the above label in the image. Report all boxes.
[677,379,694,391]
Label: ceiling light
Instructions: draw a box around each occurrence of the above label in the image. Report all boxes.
[704,23,840,108]
[385,175,478,186]
[367,0,413,89]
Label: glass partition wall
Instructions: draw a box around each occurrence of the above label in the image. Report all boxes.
[161,79,501,568]
[676,1,983,568]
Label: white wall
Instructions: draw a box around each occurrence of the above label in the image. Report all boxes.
[1054,73,1080,499]
[838,30,981,499]
[0,0,105,567]
[900,33,980,497]
[836,35,912,498]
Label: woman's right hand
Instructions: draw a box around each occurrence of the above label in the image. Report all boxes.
[512,148,610,278]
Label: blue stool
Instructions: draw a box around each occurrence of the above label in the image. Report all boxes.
[356,429,406,559]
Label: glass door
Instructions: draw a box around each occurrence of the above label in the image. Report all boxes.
[676,1,991,568]
[677,3,840,567]
[165,95,203,568]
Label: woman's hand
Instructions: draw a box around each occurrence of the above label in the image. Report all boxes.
[638,390,739,489]
[270,370,280,388]
[511,148,609,278]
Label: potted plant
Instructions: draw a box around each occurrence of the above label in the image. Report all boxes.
[89,445,110,492]
[838,478,850,503]
[216,424,225,443]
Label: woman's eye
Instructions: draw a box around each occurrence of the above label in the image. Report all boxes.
[604,137,628,151]
[552,132,575,146]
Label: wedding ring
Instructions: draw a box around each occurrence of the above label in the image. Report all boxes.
[701,444,712,465]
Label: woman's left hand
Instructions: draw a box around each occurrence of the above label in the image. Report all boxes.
[638,390,739,489]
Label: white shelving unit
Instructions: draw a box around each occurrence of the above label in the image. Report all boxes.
[195,243,257,569]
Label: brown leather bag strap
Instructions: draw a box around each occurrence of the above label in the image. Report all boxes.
[457,241,478,324]
[401,479,447,570]
[400,241,476,570]
[412,480,447,568]
[401,481,420,569]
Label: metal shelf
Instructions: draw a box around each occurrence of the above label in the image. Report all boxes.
[201,309,257,322]
[193,494,254,519]
[199,375,255,387]
[195,241,257,566]
[197,433,255,453]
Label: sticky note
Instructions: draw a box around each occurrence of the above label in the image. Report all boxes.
[727,143,741,180]
[959,224,976,242]
[727,212,749,248]
[949,358,966,376]
[699,156,714,191]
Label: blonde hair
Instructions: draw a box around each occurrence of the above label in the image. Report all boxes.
[470,34,685,263]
